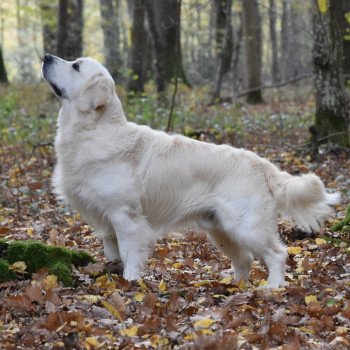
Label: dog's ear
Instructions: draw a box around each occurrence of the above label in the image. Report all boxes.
[77,74,111,112]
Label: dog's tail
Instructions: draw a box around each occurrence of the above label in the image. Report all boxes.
[267,168,340,233]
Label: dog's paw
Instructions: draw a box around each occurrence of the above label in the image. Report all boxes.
[123,268,141,281]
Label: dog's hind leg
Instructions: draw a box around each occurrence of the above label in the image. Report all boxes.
[208,229,254,282]
[109,207,155,281]
[217,200,287,288]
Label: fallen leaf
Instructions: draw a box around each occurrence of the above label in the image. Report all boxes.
[305,295,318,305]
[101,300,123,321]
[193,318,214,329]
[120,325,139,337]
[287,246,302,255]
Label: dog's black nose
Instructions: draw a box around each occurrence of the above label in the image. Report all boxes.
[43,54,54,63]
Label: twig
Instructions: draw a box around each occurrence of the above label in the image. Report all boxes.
[236,73,313,98]
[257,1,313,38]
[166,0,181,133]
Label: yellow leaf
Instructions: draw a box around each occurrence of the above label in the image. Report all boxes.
[120,325,139,337]
[258,279,268,287]
[134,292,145,302]
[9,261,27,273]
[158,279,167,293]
[315,238,327,245]
[238,279,245,290]
[172,262,183,269]
[220,276,231,284]
[150,334,169,348]
[43,275,58,289]
[27,227,33,236]
[95,274,116,289]
[138,279,148,292]
[184,332,197,341]
[300,326,316,334]
[201,329,214,335]
[287,246,302,255]
[85,336,99,349]
[317,0,328,14]
[305,295,318,305]
[101,300,123,321]
[193,318,214,329]
[81,295,101,304]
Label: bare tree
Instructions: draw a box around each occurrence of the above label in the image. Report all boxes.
[39,0,58,55]
[281,0,291,81]
[342,0,350,83]
[242,0,264,103]
[57,0,84,61]
[311,0,349,146]
[212,0,233,101]
[0,45,8,83]
[99,0,120,81]
[146,0,189,88]
[127,0,146,93]
[269,0,279,83]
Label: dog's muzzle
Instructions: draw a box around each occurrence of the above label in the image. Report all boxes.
[42,54,66,98]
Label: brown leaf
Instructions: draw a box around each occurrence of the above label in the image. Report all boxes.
[25,285,45,303]
[5,294,34,310]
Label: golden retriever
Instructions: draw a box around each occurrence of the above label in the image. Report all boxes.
[42,54,339,287]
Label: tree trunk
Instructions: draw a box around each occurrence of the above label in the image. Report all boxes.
[342,0,350,84]
[57,0,84,61]
[127,0,146,93]
[99,0,120,81]
[212,0,233,101]
[0,45,8,83]
[312,0,350,147]
[232,10,243,95]
[39,0,58,55]
[269,0,279,83]
[242,0,264,103]
[146,0,190,87]
[281,0,291,81]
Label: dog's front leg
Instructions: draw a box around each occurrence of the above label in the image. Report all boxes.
[109,207,155,281]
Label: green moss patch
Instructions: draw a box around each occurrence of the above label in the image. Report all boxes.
[0,240,95,286]
[331,205,350,233]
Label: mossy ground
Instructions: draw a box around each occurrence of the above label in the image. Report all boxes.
[331,205,350,233]
[0,240,95,286]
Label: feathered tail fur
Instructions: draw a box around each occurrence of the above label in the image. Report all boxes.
[268,170,340,232]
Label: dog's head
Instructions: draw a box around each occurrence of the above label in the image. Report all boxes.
[42,54,116,113]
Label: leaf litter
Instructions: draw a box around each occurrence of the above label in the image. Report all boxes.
[0,104,350,349]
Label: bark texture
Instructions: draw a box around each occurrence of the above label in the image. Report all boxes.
[269,0,279,83]
[312,1,350,146]
[127,0,146,93]
[99,0,120,81]
[39,0,58,55]
[0,45,8,83]
[242,0,264,103]
[57,0,84,61]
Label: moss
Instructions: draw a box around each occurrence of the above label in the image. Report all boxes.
[331,205,350,232]
[70,250,95,267]
[0,258,16,283]
[48,262,73,287]
[0,240,95,286]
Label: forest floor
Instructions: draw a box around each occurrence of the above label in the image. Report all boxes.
[0,84,350,349]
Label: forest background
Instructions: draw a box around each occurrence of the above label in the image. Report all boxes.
[0,1,350,349]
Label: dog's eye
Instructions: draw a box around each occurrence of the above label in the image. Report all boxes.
[72,63,80,72]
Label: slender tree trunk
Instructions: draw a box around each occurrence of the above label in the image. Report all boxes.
[212,0,233,101]
[342,0,350,84]
[147,0,190,87]
[0,45,8,83]
[281,0,290,81]
[57,0,84,60]
[269,0,279,83]
[99,0,120,81]
[145,0,166,92]
[232,11,243,95]
[127,0,146,93]
[39,0,58,55]
[312,0,349,146]
[242,0,264,103]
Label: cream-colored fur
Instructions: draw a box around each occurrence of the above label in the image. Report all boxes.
[42,55,340,288]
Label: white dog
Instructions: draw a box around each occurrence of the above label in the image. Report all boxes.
[42,55,339,288]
